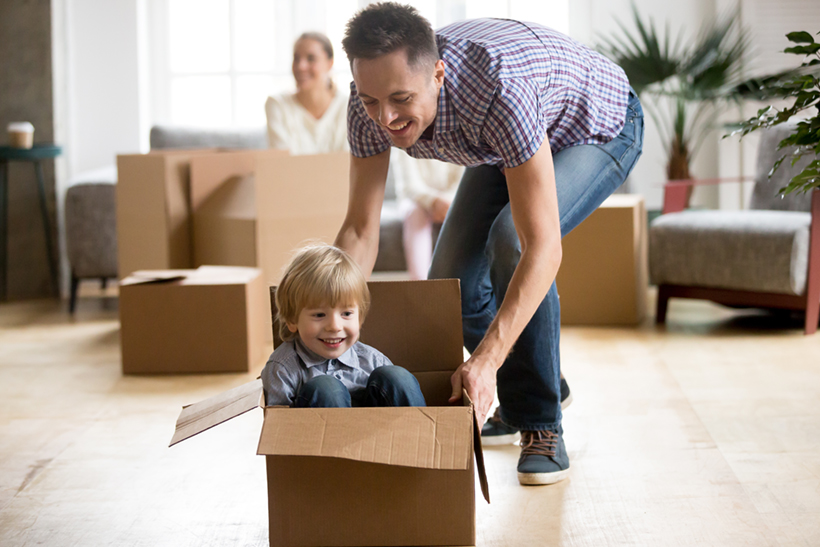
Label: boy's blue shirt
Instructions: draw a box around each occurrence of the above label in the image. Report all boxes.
[261,338,394,406]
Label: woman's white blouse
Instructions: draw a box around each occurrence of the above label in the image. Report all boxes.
[265,90,349,154]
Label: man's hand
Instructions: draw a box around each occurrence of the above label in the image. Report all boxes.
[448,355,498,426]
[429,197,451,224]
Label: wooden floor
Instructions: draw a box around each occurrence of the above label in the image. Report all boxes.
[1,284,819,546]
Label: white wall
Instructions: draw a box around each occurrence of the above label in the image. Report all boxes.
[64,0,146,178]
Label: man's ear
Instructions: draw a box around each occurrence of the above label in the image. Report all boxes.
[433,59,445,89]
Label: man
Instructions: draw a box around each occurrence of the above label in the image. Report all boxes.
[334,3,644,485]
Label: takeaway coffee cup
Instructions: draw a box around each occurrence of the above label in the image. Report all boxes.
[8,122,34,149]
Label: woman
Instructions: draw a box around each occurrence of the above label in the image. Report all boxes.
[265,32,348,154]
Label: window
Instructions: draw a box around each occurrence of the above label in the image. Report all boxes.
[149,0,569,128]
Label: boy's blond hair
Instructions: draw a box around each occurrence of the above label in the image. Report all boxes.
[275,245,370,342]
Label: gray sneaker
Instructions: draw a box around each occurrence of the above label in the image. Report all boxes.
[480,406,521,445]
[517,427,570,485]
[481,377,572,446]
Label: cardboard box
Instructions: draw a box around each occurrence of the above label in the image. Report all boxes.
[116,149,220,278]
[170,279,489,547]
[190,150,350,286]
[556,194,648,325]
[120,266,268,374]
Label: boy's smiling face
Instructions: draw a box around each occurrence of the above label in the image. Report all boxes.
[287,303,361,360]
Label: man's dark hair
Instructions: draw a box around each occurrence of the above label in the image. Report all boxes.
[342,2,439,69]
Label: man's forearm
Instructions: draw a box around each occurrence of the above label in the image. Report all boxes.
[335,221,380,278]
[334,151,391,278]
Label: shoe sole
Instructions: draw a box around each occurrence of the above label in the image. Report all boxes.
[561,392,573,411]
[480,432,521,446]
[518,467,571,486]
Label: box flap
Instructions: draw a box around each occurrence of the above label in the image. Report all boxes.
[361,280,464,373]
[123,267,261,288]
[195,174,256,220]
[169,379,263,446]
[189,265,261,285]
[257,406,473,470]
[121,270,193,286]
[462,390,490,503]
[472,408,490,503]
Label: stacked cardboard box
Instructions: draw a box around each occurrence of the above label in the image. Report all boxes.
[119,266,268,374]
[170,279,489,547]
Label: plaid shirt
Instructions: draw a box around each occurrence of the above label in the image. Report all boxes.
[348,18,630,169]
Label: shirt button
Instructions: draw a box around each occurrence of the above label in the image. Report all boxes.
[335,374,341,379]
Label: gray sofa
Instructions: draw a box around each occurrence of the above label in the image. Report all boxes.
[149,125,409,273]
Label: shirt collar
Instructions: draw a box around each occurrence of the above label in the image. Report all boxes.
[405,80,457,157]
[294,338,360,369]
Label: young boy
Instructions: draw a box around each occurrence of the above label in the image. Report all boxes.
[261,244,426,408]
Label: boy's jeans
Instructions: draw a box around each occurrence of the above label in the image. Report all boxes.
[429,89,644,431]
[294,366,427,408]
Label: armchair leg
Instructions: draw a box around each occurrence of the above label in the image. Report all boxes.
[805,190,820,335]
[69,272,79,314]
[656,285,670,324]
[806,298,819,335]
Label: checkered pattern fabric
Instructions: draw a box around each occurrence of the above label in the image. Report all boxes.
[348,18,630,168]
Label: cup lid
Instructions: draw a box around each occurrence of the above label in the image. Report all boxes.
[7,122,34,132]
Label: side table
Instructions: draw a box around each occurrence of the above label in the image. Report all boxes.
[0,144,62,300]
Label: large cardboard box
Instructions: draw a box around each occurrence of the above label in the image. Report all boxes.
[556,194,648,325]
[119,266,268,374]
[170,279,489,547]
[116,149,220,278]
[190,151,350,286]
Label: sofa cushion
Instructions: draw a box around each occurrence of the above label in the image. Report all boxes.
[650,210,811,295]
[150,125,267,150]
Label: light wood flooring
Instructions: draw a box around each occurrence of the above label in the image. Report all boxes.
[1,283,819,546]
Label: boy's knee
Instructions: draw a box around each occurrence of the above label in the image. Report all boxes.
[369,365,413,387]
[296,375,350,407]
[367,366,426,407]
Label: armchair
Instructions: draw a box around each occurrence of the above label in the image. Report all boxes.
[650,121,820,334]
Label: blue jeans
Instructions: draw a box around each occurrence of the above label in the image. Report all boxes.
[293,366,427,408]
[429,90,644,430]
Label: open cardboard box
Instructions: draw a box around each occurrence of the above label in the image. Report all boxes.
[170,279,489,547]
[190,150,350,287]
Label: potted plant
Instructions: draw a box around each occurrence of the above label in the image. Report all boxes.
[599,6,749,181]
[729,31,820,195]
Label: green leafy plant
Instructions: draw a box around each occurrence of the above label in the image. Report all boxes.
[729,31,820,195]
[599,6,749,180]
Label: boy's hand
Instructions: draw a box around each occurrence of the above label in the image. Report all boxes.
[449,356,497,426]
